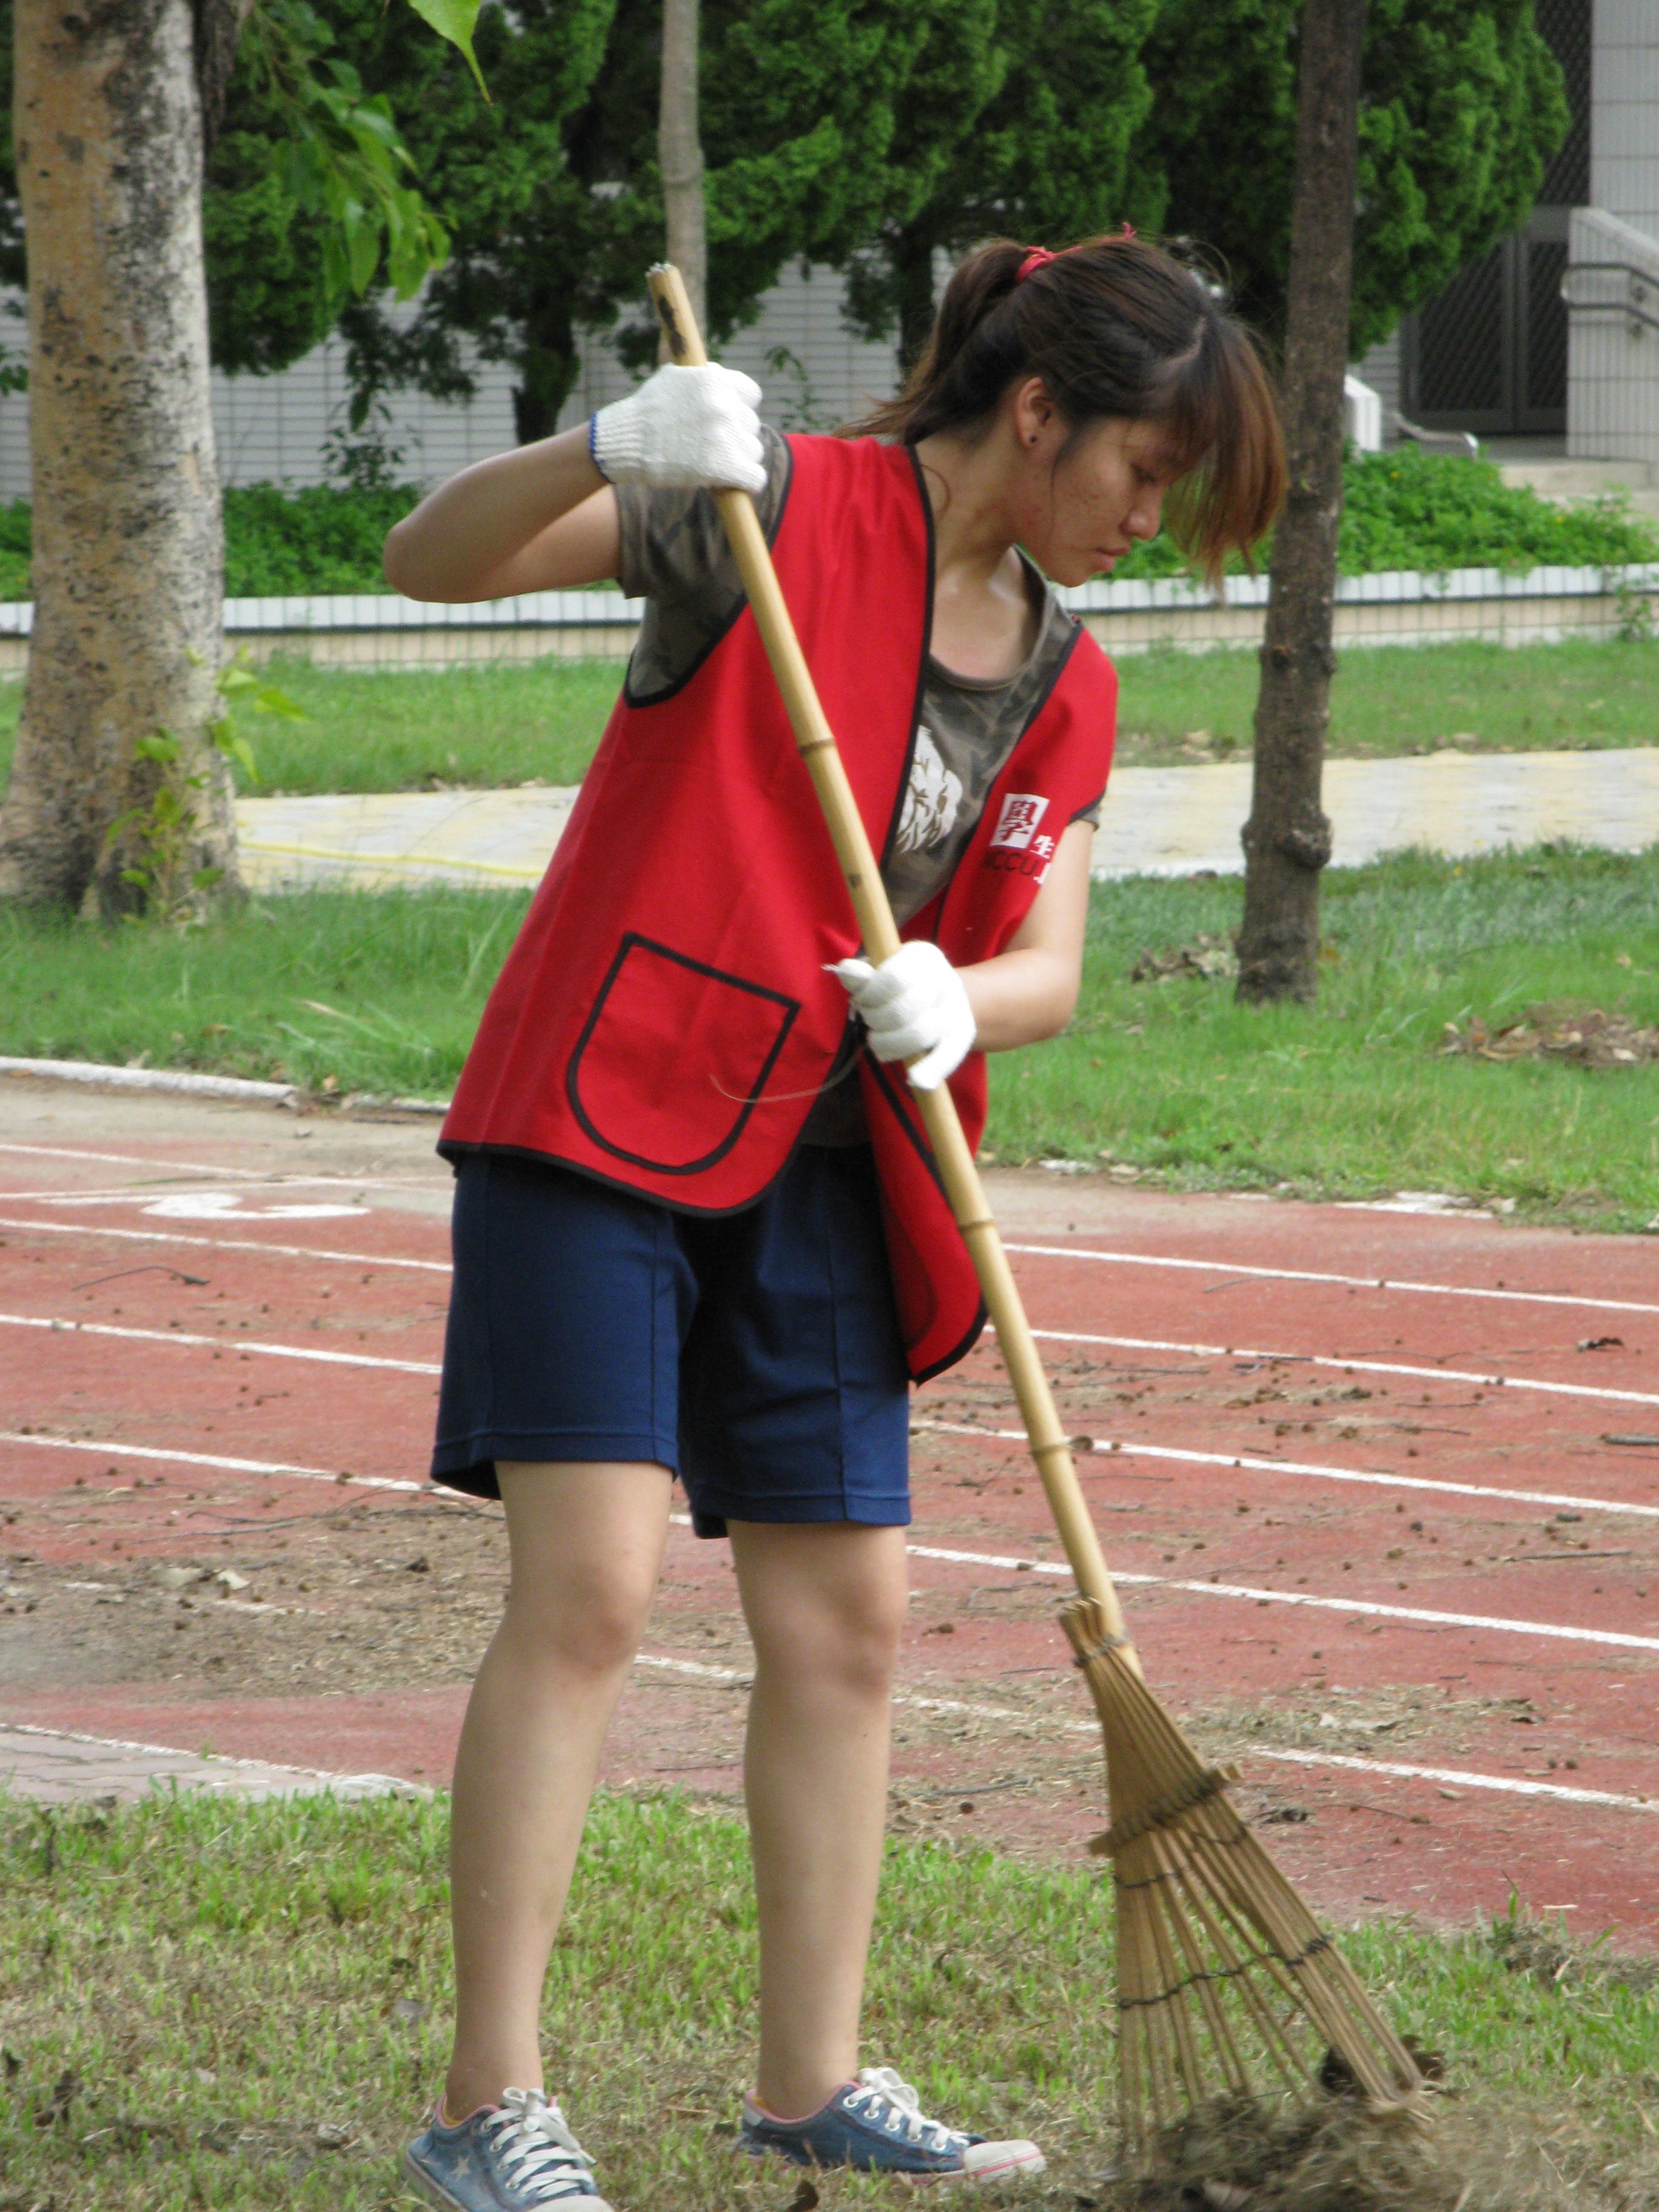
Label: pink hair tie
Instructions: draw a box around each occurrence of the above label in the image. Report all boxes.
[1016,247,1056,283]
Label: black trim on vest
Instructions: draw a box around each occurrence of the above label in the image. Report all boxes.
[863,1054,988,1377]
[565,931,802,1176]
[434,1137,813,1221]
[621,440,797,710]
[1069,787,1107,826]
[877,446,939,877]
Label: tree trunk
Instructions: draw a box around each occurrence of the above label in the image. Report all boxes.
[893,224,937,377]
[1234,0,1365,1004]
[659,0,706,338]
[0,0,233,916]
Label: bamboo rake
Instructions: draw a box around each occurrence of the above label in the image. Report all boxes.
[644,262,1427,2158]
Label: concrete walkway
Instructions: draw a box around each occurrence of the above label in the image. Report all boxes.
[0,1720,424,1806]
[236,746,1659,893]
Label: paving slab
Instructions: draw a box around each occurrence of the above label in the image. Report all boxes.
[0,1718,424,1805]
[235,746,1659,893]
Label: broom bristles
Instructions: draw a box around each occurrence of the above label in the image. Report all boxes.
[1061,1597,1427,2160]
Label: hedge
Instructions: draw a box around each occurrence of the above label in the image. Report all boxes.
[0,447,1651,602]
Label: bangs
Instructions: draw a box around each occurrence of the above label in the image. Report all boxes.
[1151,315,1285,586]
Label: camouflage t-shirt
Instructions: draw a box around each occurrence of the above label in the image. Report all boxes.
[614,429,1104,1142]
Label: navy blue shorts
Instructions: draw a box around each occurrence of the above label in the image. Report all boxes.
[431,1146,911,1536]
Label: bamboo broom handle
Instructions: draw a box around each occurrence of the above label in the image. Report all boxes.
[646,263,1131,1648]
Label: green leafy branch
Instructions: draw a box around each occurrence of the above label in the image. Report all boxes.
[105,659,306,927]
[235,0,482,313]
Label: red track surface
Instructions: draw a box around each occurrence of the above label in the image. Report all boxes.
[2,1083,1656,1945]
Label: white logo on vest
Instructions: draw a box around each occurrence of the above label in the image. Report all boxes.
[988,793,1050,850]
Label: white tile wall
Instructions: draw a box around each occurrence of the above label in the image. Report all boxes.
[1354,329,1401,423]
[1594,0,1654,53]
[1592,0,1659,234]
[1594,101,1659,161]
[555,260,902,436]
[0,264,906,504]
[1567,205,1659,468]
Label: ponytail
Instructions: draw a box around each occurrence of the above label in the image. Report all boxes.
[845,235,1285,582]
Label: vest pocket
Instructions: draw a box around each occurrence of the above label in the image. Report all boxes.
[567,933,802,1176]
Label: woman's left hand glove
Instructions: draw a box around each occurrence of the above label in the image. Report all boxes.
[830,941,976,1092]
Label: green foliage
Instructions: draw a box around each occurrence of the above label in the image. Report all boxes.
[2,1774,1659,2207]
[221,483,418,596]
[1337,447,1659,575]
[204,127,336,377]
[1110,635,1659,766]
[839,0,1165,367]
[96,660,303,927]
[235,2,451,317]
[3,851,1654,1224]
[402,0,488,95]
[10,451,1639,608]
[1136,0,1570,355]
[988,844,1659,1230]
[0,0,458,382]
[1111,448,1659,581]
[99,728,231,927]
[329,0,932,438]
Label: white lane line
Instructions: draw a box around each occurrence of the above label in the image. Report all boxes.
[2,1178,439,1205]
[0,1141,446,1196]
[0,1215,451,1272]
[634,1651,1052,1729]
[19,1302,1651,1420]
[1031,1327,1659,1410]
[1252,1746,1657,1812]
[902,1541,1659,1653]
[632,1653,1659,1814]
[911,1417,1659,1521]
[0,1311,441,1375]
[1005,1242,1659,1321]
[0,1429,425,1494]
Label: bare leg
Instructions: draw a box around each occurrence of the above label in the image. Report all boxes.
[729,1520,908,2119]
[444,1461,672,2118]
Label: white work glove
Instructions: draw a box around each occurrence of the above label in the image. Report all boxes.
[589,362,766,493]
[831,940,976,1093]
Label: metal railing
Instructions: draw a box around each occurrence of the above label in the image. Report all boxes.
[1392,412,1480,459]
[1561,261,1659,339]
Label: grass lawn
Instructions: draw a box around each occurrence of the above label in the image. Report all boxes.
[0,637,1655,797]
[3,846,1655,1228]
[1,1788,1654,2211]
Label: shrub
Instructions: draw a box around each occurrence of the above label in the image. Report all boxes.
[1113,445,1659,582]
[0,449,1651,601]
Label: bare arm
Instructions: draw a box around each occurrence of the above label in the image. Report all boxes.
[959,817,1094,1052]
[383,425,622,602]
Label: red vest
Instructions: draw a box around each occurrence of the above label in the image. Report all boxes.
[441,434,1116,1378]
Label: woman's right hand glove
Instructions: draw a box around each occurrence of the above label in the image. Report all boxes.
[589,363,765,493]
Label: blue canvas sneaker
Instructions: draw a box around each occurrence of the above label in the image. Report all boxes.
[403,2086,611,2210]
[741,2065,1045,2182]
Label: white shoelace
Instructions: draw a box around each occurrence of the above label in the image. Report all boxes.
[481,2088,595,2202]
[846,2066,966,2153]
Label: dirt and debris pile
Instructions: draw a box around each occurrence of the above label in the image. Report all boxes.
[1127,2091,1658,2212]
[1131,934,1239,984]
[1439,1005,1659,1068]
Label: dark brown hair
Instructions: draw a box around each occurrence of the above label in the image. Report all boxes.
[847,235,1285,582]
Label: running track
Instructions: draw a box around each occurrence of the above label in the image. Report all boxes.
[1,1079,1655,1943]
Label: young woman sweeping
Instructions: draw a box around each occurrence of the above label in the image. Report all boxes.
[383,233,1284,2212]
